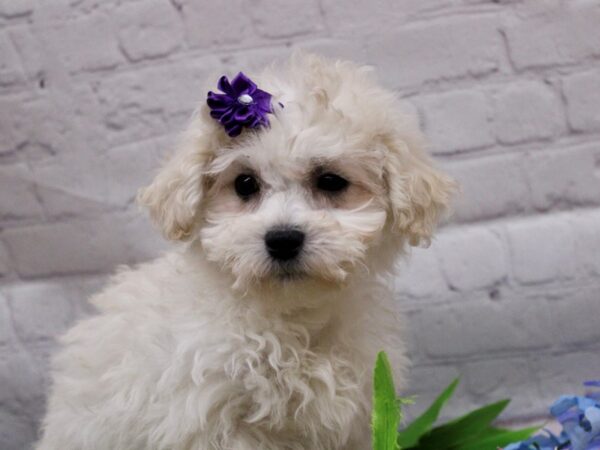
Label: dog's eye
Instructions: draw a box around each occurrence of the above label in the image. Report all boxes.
[316,173,349,193]
[234,174,260,199]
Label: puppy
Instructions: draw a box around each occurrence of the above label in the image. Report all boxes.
[36,54,455,450]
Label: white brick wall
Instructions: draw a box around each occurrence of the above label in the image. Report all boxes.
[1,1,600,448]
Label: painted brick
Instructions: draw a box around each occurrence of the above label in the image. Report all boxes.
[0,32,25,87]
[114,0,183,62]
[0,291,12,346]
[0,0,33,18]
[563,70,600,132]
[250,0,323,39]
[0,163,44,222]
[548,286,600,347]
[444,154,530,223]
[504,1,600,70]
[93,57,218,145]
[105,135,172,206]
[42,11,124,73]
[1,212,167,278]
[0,409,35,450]
[418,296,552,358]
[2,276,102,347]
[572,210,600,277]
[402,310,423,363]
[22,340,57,399]
[8,87,110,218]
[178,0,253,49]
[30,153,114,219]
[493,81,565,145]
[5,281,76,342]
[6,26,44,82]
[506,215,577,285]
[293,39,366,62]
[0,242,9,277]
[394,245,448,299]
[532,349,600,400]
[526,144,600,211]
[320,0,452,35]
[0,88,103,160]
[435,226,507,292]
[0,345,49,450]
[0,96,52,156]
[0,348,45,417]
[0,97,25,155]
[365,15,504,89]
[463,357,543,418]
[417,90,494,154]
[219,46,295,77]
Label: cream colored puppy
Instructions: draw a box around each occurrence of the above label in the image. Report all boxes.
[37,54,455,450]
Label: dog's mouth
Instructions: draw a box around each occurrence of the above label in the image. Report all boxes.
[275,271,307,282]
[270,261,308,282]
[268,256,353,285]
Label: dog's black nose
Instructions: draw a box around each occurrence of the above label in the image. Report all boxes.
[265,228,305,261]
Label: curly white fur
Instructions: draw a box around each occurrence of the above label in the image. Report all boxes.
[36,54,456,450]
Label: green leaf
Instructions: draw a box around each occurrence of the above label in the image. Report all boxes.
[457,425,511,445]
[413,399,511,450]
[455,425,540,450]
[372,351,401,450]
[397,378,459,448]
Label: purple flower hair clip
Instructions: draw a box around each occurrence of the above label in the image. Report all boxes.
[206,72,275,137]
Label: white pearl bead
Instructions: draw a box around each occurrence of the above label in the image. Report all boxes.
[237,94,253,105]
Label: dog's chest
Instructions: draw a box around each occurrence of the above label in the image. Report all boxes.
[167,314,372,448]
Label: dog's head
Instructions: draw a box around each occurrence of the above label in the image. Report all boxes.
[139,54,456,291]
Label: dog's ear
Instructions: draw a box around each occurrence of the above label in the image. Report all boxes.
[384,127,458,247]
[138,114,216,241]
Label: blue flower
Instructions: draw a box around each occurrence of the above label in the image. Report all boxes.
[551,395,600,450]
[206,72,274,137]
[504,381,600,450]
[585,381,600,403]
[504,431,565,450]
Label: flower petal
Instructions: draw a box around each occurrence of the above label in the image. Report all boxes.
[252,89,273,113]
[217,76,234,95]
[219,108,237,126]
[226,123,243,137]
[233,106,254,122]
[207,92,233,110]
[586,406,600,432]
[551,396,576,416]
[231,72,257,95]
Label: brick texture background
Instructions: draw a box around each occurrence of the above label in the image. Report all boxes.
[1,0,600,448]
